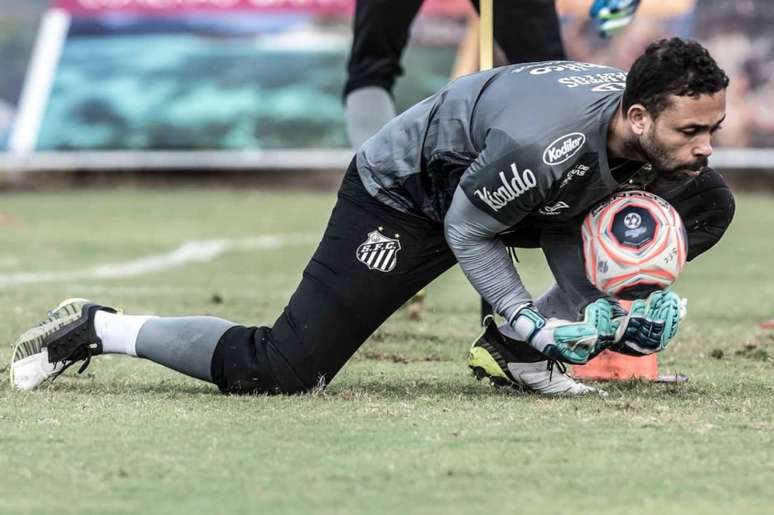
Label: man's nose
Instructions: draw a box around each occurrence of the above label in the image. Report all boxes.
[693,134,713,157]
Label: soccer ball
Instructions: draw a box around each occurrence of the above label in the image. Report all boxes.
[581,190,687,300]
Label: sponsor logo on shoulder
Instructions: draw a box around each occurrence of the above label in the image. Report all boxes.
[521,62,611,75]
[542,132,586,166]
[356,229,401,273]
[591,82,626,92]
[473,163,537,212]
[557,72,627,89]
[511,62,614,75]
[538,201,570,216]
[510,61,565,74]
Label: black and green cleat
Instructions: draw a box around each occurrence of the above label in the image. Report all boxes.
[467,316,604,396]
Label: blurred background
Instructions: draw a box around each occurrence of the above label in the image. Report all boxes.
[1,0,773,177]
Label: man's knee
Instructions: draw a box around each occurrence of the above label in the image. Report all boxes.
[651,168,735,260]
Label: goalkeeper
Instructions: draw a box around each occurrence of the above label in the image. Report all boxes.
[11,38,733,397]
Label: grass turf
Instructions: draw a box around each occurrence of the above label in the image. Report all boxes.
[0,188,772,515]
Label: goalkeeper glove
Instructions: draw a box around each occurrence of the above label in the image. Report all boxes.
[584,298,623,358]
[510,305,605,365]
[613,290,683,355]
[589,0,641,38]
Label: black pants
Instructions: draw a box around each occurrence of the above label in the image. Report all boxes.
[212,161,457,394]
[211,162,735,394]
[343,0,566,97]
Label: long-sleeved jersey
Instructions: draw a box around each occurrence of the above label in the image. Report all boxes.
[356,61,637,322]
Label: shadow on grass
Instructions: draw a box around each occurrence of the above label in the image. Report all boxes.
[8,371,710,403]
[326,378,544,400]
[327,369,714,400]
[45,376,519,400]
[586,378,708,399]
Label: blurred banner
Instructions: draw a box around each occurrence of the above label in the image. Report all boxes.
[2,0,773,153]
[8,0,468,152]
[53,0,469,16]
[54,0,359,14]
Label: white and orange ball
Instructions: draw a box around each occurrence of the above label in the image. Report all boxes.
[581,190,687,300]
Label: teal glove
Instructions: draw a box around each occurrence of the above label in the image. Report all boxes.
[511,306,600,365]
[583,298,623,358]
[615,290,682,355]
[589,0,641,38]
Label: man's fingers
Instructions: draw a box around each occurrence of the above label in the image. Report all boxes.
[623,315,666,350]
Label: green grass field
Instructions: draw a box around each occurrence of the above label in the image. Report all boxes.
[0,188,772,515]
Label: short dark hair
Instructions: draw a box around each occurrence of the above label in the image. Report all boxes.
[623,37,729,118]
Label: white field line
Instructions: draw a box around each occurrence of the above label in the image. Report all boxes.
[0,234,317,288]
[55,284,297,299]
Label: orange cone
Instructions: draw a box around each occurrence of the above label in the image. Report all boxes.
[573,350,658,380]
[572,300,659,381]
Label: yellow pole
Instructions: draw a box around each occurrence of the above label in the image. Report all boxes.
[450,15,480,80]
[479,0,493,71]
[478,0,494,324]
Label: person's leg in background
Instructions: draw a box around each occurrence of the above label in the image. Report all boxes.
[343,0,424,149]
[471,0,566,63]
[646,167,735,261]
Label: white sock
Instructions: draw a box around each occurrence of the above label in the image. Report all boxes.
[94,310,157,356]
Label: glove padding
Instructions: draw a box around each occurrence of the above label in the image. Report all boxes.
[613,290,682,355]
[512,304,615,365]
[589,0,641,38]
[584,298,622,358]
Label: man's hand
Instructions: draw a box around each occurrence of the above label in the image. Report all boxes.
[614,290,682,355]
[589,0,641,38]
[511,306,601,365]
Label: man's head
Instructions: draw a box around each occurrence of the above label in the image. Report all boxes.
[621,38,729,176]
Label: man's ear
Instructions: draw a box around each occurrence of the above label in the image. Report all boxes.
[626,104,649,136]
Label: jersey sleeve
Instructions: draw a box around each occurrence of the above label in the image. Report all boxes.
[444,128,557,323]
[458,128,554,227]
[444,188,533,323]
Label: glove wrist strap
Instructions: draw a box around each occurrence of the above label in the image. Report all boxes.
[510,305,546,344]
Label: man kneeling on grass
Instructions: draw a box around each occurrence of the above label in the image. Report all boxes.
[11,38,734,396]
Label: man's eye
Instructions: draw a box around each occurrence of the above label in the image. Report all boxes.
[681,129,697,136]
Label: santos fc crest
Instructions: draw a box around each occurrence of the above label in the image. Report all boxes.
[356,230,401,273]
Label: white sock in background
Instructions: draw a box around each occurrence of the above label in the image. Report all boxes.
[94,310,157,356]
[345,86,396,149]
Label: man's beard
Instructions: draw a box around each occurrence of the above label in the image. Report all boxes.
[625,130,708,180]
